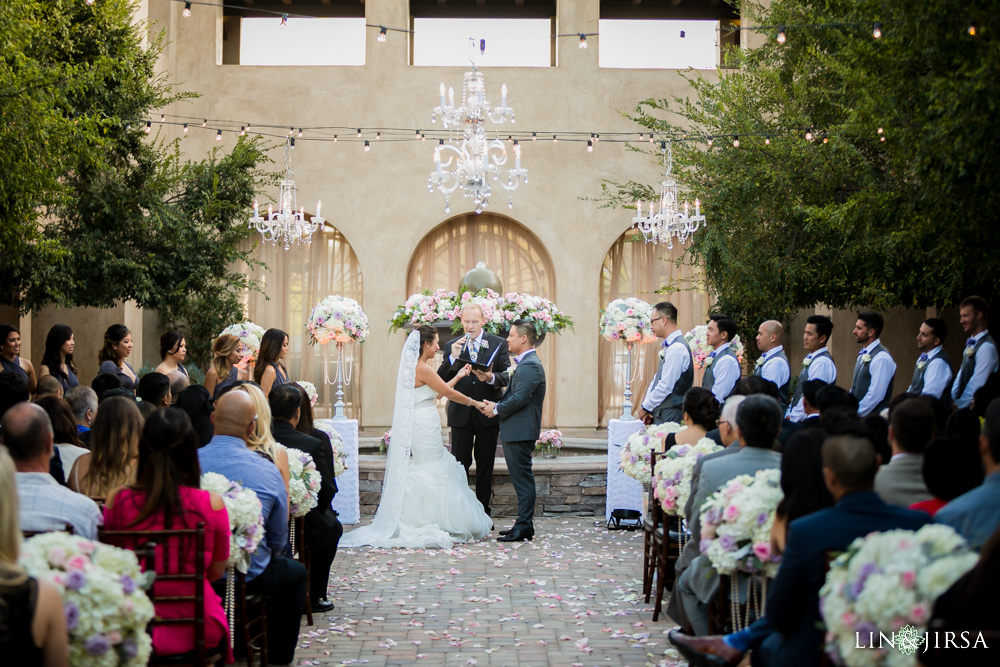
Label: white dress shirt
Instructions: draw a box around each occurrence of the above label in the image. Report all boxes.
[707,342,740,403]
[856,339,897,417]
[917,345,953,399]
[450,330,486,365]
[641,330,691,411]
[758,345,790,389]
[786,347,837,422]
[951,330,999,409]
[17,472,103,539]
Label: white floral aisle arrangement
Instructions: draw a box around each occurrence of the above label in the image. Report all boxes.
[534,429,564,456]
[652,437,724,516]
[620,430,663,484]
[286,448,322,518]
[307,295,369,345]
[219,321,266,362]
[501,292,574,335]
[199,472,265,573]
[20,533,155,667]
[819,524,979,667]
[600,297,658,343]
[645,421,685,441]
[684,324,746,368]
[315,421,349,476]
[388,288,459,333]
[295,380,319,406]
[699,468,784,578]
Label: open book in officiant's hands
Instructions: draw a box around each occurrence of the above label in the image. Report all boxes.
[457,343,502,373]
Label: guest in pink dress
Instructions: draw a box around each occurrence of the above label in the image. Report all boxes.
[104,409,233,663]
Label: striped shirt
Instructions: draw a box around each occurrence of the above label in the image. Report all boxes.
[17,472,103,539]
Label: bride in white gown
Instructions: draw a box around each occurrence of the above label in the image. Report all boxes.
[340,325,494,549]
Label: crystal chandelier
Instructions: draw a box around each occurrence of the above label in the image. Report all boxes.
[428,55,527,214]
[632,143,706,249]
[249,138,324,249]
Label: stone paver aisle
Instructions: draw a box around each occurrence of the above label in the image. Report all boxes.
[293,517,685,667]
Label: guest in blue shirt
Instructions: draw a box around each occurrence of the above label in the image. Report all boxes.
[936,398,1000,550]
[200,390,307,665]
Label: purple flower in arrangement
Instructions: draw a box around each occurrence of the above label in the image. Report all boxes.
[122,638,139,660]
[64,601,80,630]
[854,621,878,643]
[630,455,638,464]
[719,535,736,551]
[699,539,713,553]
[120,574,136,595]
[756,512,768,526]
[672,471,683,483]
[85,635,112,656]
[705,508,721,525]
[65,570,87,591]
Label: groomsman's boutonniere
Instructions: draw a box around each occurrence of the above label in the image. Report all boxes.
[704,357,715,368]
[506,364,517,377]
[917,361,927,370]
[965,346,975,358]
[802,357,813,367]
[480,338,490,350]
[861,353,873,364]
[754,357,766,369]
[659,347,667,360]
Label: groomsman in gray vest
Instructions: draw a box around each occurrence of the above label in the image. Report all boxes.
[786,315,837,422]
[851,312,897,417]
[634,302,693,425]
[907,318,953,407]
[703,315,741,403]
[951,296,998,409]
[753,320,791,413]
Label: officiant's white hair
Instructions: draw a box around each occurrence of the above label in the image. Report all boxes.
[461,303,484,318]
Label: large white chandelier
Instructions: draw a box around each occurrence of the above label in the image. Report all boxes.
[632,143,706,249]
[428,55,527,214]
[249,138,324,249]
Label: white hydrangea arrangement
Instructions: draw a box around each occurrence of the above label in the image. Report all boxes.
[219,321,266,361]
[200,472,265,574]
[620,430,662,484]
[819,524,979,667]
[388,288,458,333]
[645,421,685,440]
[286,447,322,518]
[652,437,724,516]
[295,380,319,406]
[500,292,574,335]
[600,297,658,343]
[307,295,369,345]
[314,421,349,477]
[20,533,155,667]
[699,468,784,578]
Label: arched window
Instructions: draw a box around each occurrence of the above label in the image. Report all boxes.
[598,229,707,425]
[408,213,556,426]
[244,224,364,420]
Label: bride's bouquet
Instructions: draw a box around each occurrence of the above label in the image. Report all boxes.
[200,472,266,573]
[820,525,978,667]
[652,437,723,516]
[600,298,658,343]
[286,448,322,518]
[20,533,155,667]
[307,295,369,345]
[219,321,266,362]
[389,288,458,333]
[501,292,574,336]
[315,421,349,476]
[699,469,783,578]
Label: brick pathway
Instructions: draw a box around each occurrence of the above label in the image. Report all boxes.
[290,517,686,667]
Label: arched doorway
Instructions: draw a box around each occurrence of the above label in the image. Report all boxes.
[408,213,556,426]
[244,223,364,420]
[598,229,707,425]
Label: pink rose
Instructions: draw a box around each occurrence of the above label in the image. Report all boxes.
[65,555,89,571]
[901,571,916,589]
[723,505,740,521]
[910,603,928,624]
[753,542,771,561]
[46,547,67,567]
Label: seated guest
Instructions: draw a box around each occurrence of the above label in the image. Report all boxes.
[199,390,307,666]
[203,334,249,400]
[684,395,746,520]
[663,387,721,450]
[0,448,70,666]
[91,371,123,403]
[35,375,64,400]
[2,402,102,538]
[0,371,63,482]
[65,385,98,446]
[97,324,138,390]
[704,376,779,445]
[0,324,37,395]
[912,435,984,516]
[778,380,827,444]
[175,385,214,447]
[38,324,79,394]
[237,383,290,502]
[935,398,1000,550]
[34,396,89,483]
[270,384,342,613]
[104,409,233,663]
[667,395,784,635]
[168,371,189,406]
[863,412,892,470]
[670,434,930,666]
[154,331,188,378]
[136,372,171,409]
[69,396,143,501]
[875,398,935,506]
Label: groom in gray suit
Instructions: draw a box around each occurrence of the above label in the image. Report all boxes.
[479,319,546,543]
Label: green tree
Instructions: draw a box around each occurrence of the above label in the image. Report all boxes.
[0,0,275,366]
[598,0,1000,356]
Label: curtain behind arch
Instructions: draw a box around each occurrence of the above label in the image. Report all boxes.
[598,230,707,425]
[408,213,556,427]
[243,225,364,421]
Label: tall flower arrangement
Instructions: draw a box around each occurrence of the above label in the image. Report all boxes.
[684,325,746,367]
[819,525,979,667]
[200,472,265,573]
[501,292,574,336]
[600,298,658,343]
[315,421,349,476]
[286,448,322,518]
[620,430,661,484]
[388,288,459,333]
[652,437,724,516]
[295,380,319,406]
[20,533,155,667]
[307,295,369,345]
[219,321,266,362]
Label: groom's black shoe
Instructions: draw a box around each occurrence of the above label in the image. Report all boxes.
[498,527,515,536]
[497,527,534,542]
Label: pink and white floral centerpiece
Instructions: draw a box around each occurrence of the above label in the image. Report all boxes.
[307,295,369,345]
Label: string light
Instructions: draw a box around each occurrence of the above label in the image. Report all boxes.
[182,1,191,17]
[872,22,881,39]
[553,135,557,142]
[765,137,770,145]
[364,140,370,152]
[968,21,976,36]
[378,26,387,43]
[298,128,303,137]
[707,138,714,146]
[805,130,814,141]
[733,137,740,147]
[160,114,165,122]
[878,127,884,134]
[144,121,151,134]
[587,139,593,152]
[579,34,588,49]
[532,132,537,141]
[777,27,787,44]
[201,119,207,127]
[216,129,222,141]
[357,129,362,138]
[288,127,295,136]
[85,0,95,5]
[240,126,246,135]
[182,123,188,134]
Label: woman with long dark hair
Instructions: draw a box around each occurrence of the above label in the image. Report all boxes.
[771,429,835,555]
[154,331,188,377]
[203,334,249,399]
[0,324,36,394]
[661,387,721,450]
[103,409,233,662]
[34,395,89,481]
[175,385,215,448]
[97,324,137,390]
[38,324,78,393]
[254,328,290,399]
[70,396,143,500]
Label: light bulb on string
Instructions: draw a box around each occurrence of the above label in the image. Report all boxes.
[202,119,207,127]
[532,132,537,141]
[579,34,588,49]
[378,26,387,43]
[707,138,714,146]
[288,128,294,136]
[298,128,303,137]
[183,2,191,18]
[160,114,165,122]
[240,126,246,136]
[144,121,151,134]
[777,27,786,44]
[364,140,370,152]
[805,130,814,141]
[968,21,977,36]
[764,137,770,145]
[357,129,362,138]
[587,139,593,152]
[878,127,884,134]
[733,137,740,147]
[216,129,222,141]
[85,0,95,5]
[376,132,381,140]
[182,123,188,134]
[873,23,881,39]
[553,135,557,143]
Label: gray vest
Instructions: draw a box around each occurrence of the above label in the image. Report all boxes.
[651,335,695,423]
[753,348,791,413]
[907,348,953,402]
[954,334,996,399]
[703,345,739,400]
[850,342,895,415]
[790,349,833,410]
